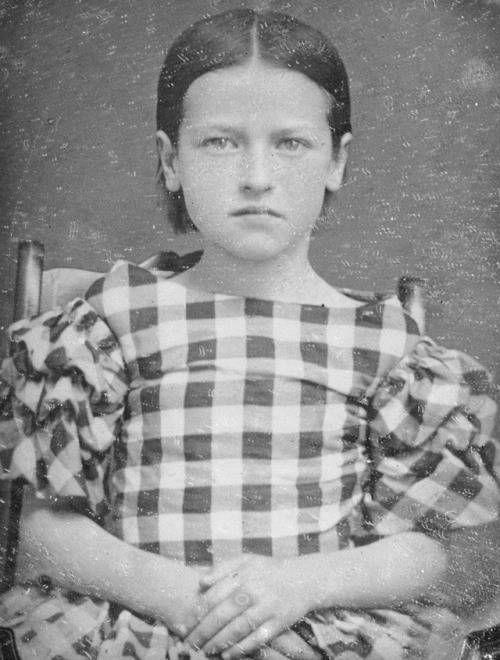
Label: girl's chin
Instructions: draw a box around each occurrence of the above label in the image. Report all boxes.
[218,241,292,263]
[204,229,309,264]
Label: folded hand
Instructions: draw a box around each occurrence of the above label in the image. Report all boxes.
[185,556,318,659]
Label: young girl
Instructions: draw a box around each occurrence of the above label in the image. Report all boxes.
[0,9,499,660]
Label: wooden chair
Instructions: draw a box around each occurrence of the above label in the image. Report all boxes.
[0,240,499,659]
[0,241,45,597]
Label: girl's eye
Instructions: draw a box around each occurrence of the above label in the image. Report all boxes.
[278,138,306,152]
[203,137,235,150]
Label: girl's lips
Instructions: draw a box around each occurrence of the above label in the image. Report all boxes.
[231,207,282,218]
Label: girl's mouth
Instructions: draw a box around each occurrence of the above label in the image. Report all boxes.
[231,206,282,217]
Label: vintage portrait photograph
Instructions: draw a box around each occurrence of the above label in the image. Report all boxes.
[0,1,499,658]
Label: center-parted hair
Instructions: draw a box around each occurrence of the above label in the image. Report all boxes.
[157,9,351,232]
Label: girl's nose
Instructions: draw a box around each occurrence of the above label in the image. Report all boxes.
[240,146,274,194]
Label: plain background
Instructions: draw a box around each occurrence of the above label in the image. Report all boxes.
[1,0,499,395]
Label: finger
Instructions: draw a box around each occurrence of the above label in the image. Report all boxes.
[253,646,289,660]
[270,631,321,660]
[198,575,242,614]
[169,597,211,638]
[221,620,284,660]
[203,567,253,606]
[186,586,254,650]
[200,558,244,589]
[203,609,259,656]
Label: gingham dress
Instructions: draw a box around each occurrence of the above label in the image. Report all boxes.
[0,260,499,659]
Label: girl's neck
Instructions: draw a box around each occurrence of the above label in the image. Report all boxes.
[175,241,359,307]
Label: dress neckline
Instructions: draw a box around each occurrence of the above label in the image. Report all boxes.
[113,259,397,312]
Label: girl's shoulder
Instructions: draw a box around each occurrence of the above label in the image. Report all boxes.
[337,287,423,370]
[84,259,186,311]
[86,258,173,291]
[337,285,421,336]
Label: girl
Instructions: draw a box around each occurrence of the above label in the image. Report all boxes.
[0,9,499,660]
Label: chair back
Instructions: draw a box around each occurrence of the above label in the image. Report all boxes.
[40,267,104,313]
[39,248,205,313]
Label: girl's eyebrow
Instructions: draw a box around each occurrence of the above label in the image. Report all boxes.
[189,123,239,133]
[273,125,318,135]
[189,123,319,135]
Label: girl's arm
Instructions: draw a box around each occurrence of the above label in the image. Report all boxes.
[186,530,448,658]
[197,524,500,659]
[15,487,208,638]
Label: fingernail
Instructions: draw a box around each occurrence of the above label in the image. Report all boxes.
[222,649,239,660]
[204,643,221,656]
[176,641,192,660]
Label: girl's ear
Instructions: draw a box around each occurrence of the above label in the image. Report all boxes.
[325,132,352,193]
[156,130,181,192]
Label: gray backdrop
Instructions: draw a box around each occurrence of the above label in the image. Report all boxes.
[1,0,499,394]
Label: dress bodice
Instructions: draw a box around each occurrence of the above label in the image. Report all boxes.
[87,263,420,565]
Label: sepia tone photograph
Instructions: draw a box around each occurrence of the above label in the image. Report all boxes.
[0,1,499,658]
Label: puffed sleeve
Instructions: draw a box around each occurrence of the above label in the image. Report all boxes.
[363,337,500,538]
[0,298,128,519]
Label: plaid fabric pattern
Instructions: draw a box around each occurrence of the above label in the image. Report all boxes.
[1,259,499,567]
[0,259,498,659]
[88,261,499,565]
[364,339,500,539]
[83,262,425,566]
[0,299,127,520]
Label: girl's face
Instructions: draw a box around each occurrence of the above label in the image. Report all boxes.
[158,59,351,263]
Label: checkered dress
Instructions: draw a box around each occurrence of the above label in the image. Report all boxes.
[87,261,430,566]
[0,260,498,659]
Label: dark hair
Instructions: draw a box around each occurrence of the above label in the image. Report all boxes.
[157,9,351,232]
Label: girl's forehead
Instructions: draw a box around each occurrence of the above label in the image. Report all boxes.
[181,61,331,127]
